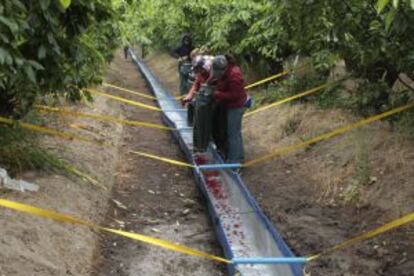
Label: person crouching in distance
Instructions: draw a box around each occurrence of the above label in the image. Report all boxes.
[171,33,195,96]
[182,55,215,154]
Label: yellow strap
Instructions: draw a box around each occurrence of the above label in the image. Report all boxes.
[0,116,191,169]
[244,64,308,90]
[307,212,414,261]
[85,88,161,112]
[244,102,414,167]
[36,105,174,131]
[0,116,108,147]
[69,123,90,131]
[62,164,106,190]
[103,65,303,103]
[102,83,158,100]
[0,199,411,265]
[101,228,228,263]
[244,82,334,118]
[102,65,302,103]
[0,199,229,264]
[103,82,183,100]
[0,116,107,190]
[130,150,195,168]
[244,71,289,90]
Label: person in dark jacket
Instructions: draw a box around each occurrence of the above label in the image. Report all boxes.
[172,33,194,95]
[172,33,193,59]
[210,55,248,164]
[123,46,129,59]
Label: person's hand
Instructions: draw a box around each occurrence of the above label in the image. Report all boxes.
[181,94,193,106]
[178,56,188,63]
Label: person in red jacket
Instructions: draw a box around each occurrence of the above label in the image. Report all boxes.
[210,55,248,164]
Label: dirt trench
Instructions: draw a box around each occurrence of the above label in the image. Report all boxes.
[93,51,224,275]
[143,51,413,276]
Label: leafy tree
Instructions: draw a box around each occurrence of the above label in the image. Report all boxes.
[125,0,413,110]
[0,0,120,117]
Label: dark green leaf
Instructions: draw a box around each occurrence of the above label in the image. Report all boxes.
[40,0,51,10]
[0,47,10,64]
[384,9,396,31]
[38,45,47,59]
[24,65,36,83]
[27,60,45,71]
[0,16,18,32]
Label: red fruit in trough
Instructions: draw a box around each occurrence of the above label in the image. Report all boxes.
[194,155,208,165]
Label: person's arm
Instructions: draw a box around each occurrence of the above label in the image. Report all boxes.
[184,83,198,100]
[183,75,203,102]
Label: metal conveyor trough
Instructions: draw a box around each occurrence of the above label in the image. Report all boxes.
[130,50,303,276]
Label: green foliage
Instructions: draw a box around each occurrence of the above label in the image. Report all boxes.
[344,130,371,203]
[396,110,414,137]
[251,72,329,109]
[0,112,98,184]
[124,0,414,112]
[0,123,63,176]
[350,81,392,115]
[126,0,413,69]
[0,0,120,117]
[59,0,72,9]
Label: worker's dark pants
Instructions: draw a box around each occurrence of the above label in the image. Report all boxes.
[193,102,228,156]
[212,104,228,158]
[187,100,196,126]
[186,79,195,126]
[179,63,192,96]
[193,100,212,152]
[193,86,214,152]
[226,107,246,163]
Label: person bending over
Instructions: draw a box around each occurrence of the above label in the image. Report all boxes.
[210,55,249,164]
[182,55,214,153]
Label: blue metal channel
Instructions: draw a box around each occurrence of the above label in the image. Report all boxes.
[129,49,303,276]
[233,258,308,265]
[198,164,242,170]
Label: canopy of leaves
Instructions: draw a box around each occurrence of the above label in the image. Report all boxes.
[1,0,413,117]
[124,0,414,85]
[0,0,121,117]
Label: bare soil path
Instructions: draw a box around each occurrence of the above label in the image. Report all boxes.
[93,51,224,276]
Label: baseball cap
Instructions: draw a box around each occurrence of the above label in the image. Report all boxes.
[192,55,213,72]
[211,55,228,79]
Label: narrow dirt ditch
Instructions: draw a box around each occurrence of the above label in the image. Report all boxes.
[93,51,224,276]
[143,51,413,276]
